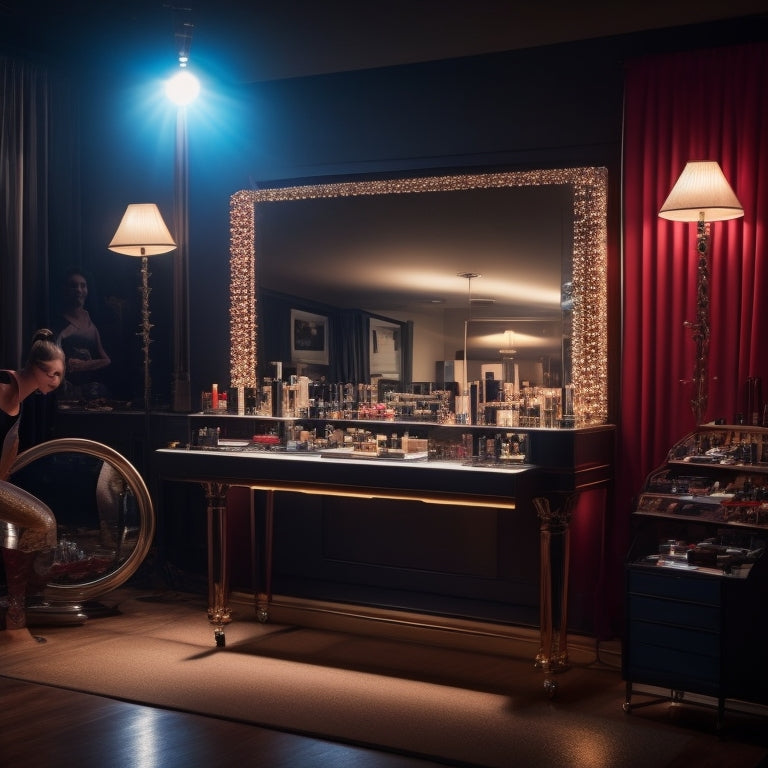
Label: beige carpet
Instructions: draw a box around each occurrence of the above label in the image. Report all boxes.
[2,589,766,768]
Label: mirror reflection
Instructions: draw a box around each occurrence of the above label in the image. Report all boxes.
[257,185,568,380]
[230,167,608,425]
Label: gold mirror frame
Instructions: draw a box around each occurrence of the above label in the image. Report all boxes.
[230,167,608,425]
[10,438,155,601]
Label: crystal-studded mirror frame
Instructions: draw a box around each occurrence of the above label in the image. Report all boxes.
[230,167,608,425]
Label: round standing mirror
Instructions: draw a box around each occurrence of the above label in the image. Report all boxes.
[9,438,154,602]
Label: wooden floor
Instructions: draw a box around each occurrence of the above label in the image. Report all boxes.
[3,674,768,768]
[0,676,457,768]
[3,585,768,768]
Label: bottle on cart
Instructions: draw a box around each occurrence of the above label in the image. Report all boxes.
[745,377,763,427]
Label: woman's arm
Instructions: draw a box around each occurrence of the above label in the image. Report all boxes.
[65,327,111,373]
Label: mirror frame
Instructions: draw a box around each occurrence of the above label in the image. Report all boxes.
[230,167,608,425]
[10,437,155,601]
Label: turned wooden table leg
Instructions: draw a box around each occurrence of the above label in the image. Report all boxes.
[532,494,577,697]
[203,481,231,646]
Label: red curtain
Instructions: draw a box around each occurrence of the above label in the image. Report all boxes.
[610,42,768,634]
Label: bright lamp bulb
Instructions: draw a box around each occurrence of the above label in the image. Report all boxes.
[165,71,200,106]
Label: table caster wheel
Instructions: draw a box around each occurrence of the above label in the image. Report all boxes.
[214,629,226,647]
[543,677,558,698]
[256,606,269,623]
[622,702,631,713]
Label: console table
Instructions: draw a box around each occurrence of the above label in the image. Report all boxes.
[155,422,613,695]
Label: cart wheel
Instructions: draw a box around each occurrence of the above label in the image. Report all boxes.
[543,677,558,698]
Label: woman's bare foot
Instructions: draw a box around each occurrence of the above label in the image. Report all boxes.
[0,627,46,644]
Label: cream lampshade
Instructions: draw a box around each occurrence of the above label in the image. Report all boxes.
[659,161,744,223]
[108,203,177,256]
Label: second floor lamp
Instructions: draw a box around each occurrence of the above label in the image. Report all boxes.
[659,161,743,425]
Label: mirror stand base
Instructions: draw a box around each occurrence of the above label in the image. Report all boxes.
[4,598,89,626]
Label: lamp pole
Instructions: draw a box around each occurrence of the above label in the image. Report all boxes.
[685,215,711,426]
[172,103,191,412]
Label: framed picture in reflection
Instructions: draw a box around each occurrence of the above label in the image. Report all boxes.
[369,319,401,379]
[290,309,329,365]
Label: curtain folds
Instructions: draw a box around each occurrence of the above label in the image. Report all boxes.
[331,310,369,384]
[614,42,768,631]
[1,57,80,445]
[1,58,49,367]
[1,57,78,362]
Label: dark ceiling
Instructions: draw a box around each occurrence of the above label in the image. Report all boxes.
[1,0,767,83]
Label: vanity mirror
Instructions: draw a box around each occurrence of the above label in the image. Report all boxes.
[230,167,608,425]
[10,438,154,602]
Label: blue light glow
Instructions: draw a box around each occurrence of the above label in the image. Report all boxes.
[165,71,201,106]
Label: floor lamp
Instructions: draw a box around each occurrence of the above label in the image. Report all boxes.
[658,161,744,425]
[108,203,177,413]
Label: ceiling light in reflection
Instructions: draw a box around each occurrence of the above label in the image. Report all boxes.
[473,329,560,351]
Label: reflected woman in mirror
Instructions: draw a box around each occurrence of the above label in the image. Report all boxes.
[0,330,65,643]
[56,268,111,401]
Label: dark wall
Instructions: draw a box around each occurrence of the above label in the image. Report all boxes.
[68,16,765,407]
[76,40,623,405]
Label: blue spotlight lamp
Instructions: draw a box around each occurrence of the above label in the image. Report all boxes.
[165,70,200,106]
[659,161,744,425]
[108,203,177,412]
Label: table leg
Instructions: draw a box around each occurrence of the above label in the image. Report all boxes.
[533,494,576,696]
[203,481,231,646]
[255,489,275,622]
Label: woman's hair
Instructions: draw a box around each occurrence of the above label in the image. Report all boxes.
[26,328,65,367]
[64,266,90,285]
